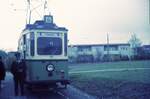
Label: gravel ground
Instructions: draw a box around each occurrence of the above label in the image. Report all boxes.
[70,61,150,99]
[71,76,150,99]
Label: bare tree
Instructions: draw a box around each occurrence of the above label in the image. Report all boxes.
[128,34,142,48]
[128,34,142,59]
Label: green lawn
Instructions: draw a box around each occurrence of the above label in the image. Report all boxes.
[69,60,150,99]
[69,60,150,72]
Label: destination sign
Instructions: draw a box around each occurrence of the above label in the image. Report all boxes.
[37,32,62,37]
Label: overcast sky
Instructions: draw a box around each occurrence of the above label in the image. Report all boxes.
[0,0,150,51]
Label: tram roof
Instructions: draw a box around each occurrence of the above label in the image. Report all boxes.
[24,20,68,31]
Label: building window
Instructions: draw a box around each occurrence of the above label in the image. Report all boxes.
[77,46,92,52]
[104,45,118,51]
[121,47,128,50]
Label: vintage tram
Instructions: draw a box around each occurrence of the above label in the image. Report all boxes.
[18,15,69,88]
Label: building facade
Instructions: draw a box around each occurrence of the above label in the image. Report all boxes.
[68,43,131,63]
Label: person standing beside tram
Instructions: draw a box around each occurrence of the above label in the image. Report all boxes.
[0,56,6,90]
[11,59,26,96]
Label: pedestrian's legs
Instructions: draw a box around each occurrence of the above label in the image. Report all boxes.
[0,80,1,90]
[19,80,24,96]
[14,78,19,96]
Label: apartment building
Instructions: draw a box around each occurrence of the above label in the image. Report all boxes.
[68,43,131,62]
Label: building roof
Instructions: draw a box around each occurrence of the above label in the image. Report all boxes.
[68,43,130,47]
[143,45,150,48]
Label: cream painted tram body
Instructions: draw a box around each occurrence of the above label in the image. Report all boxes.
[18,15,69,88]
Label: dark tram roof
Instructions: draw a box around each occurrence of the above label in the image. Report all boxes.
[24,16,68,31]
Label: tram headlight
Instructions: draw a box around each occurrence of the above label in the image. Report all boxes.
[46,64,54,72]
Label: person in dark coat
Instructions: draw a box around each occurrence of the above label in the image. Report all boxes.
[11,59,26,96]
[0,56,6,89]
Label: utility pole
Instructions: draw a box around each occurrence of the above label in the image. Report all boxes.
[148,0,150,24]
[107,33,110,61]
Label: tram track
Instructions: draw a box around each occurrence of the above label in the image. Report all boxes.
[1,72,96,99]
[56,91,70,99]
[25,88,68,99]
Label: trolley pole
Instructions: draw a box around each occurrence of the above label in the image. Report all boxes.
[27,0,31,24]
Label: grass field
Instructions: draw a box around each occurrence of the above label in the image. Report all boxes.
[69,60,150,72]
[69,60,150,99]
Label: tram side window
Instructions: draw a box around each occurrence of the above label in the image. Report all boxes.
[26,33,30,56]
[23,35,26,44]
[64,33,67,56]
[30,32,35,56]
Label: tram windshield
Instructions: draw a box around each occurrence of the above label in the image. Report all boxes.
[37,37,62,55]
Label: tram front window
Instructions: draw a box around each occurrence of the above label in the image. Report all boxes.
[37,37,62,55]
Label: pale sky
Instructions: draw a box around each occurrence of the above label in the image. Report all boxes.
[0,0,150,51]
